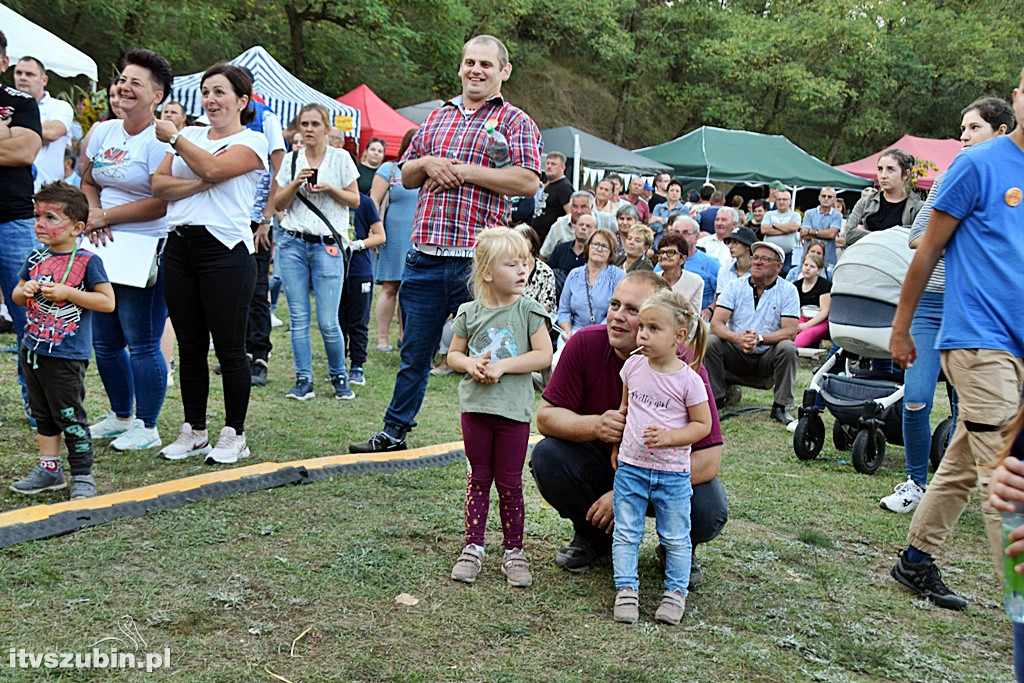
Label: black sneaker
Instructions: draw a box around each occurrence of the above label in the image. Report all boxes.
[349,431,406,454]
[250,360,267,387]
[555,533,610,573]
[890,551,967,610]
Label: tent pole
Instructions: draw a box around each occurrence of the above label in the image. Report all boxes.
[573,133,581,190]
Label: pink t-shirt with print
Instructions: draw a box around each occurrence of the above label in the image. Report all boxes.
[618,354,708,472]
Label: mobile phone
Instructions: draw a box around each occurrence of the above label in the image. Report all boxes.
[307,168,318,186]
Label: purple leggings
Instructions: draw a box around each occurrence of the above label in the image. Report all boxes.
[461,412,530,550]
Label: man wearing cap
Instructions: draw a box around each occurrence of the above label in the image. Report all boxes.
[764,180,785,211]
[714,226,756,298]
[706,241,799,425]
[800,187,842,268]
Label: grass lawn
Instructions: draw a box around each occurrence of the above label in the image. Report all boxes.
[0,288,1013,682]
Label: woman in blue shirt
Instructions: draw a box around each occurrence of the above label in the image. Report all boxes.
[557,228,625,339]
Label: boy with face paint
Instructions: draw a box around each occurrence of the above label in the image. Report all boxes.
[10,181,115,500]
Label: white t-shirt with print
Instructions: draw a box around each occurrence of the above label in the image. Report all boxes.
[275,147,359,238]
[87,119,169,239]
[166,126,269,253]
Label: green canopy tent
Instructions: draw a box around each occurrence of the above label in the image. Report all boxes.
[634,126,872,191]
[541,126,672,175]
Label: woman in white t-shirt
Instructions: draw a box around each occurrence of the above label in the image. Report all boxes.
[272,103,360,401]
[151,64,268,465]
[81,49,174,453]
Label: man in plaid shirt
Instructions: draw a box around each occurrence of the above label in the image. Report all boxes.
[351,34,542,453]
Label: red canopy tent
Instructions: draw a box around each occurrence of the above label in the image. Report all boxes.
[835,135,963,191]
[336,84,418,160]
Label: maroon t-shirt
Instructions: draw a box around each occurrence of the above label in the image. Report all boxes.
[542,324,723,454]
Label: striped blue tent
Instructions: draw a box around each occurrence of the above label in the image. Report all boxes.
[169,46,361,139]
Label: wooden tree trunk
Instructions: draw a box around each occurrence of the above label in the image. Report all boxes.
[285,4,305,79]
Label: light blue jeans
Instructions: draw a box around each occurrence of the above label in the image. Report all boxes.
[277,231,346,380]
[613,461,692,594]
[93,268,168,428]
[903,291,958,486]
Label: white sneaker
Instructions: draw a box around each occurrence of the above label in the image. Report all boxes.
[879,477,925,513]
[89,412,136,438]
[270,313,284,328]
[786,419,799,433]
[159,423,212,460]
[111,423,161,451]
[205,427,250,465]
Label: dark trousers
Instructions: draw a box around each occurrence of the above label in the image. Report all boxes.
[245,223,272,363]
[22,348,92,475]
[340,273,373,367]
[163,228,257,433]
[530,437,728,551]
[462,412,531,550]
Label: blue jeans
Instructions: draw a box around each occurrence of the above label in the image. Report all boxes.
[0,218,39,401]
[384,250,472,434]
[613,462,693,594]
[277,231,346,379]
[93,268,168,428]
[902,291,958,486]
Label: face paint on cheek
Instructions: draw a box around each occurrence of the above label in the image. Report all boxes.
[35,203,72,240]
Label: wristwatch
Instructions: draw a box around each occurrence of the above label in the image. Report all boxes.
[168,132,180,147]
[757,333,764,345]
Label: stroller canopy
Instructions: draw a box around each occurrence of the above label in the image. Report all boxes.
[832,227,913,305]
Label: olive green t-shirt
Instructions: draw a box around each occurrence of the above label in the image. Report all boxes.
[452,296,550,423]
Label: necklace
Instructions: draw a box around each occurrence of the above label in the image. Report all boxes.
[121,116,156,143]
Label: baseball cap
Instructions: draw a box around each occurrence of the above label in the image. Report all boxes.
[724,226,757,247]
[751,241,786,261]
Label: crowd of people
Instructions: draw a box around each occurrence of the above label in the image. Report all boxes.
[3,29,1024,657]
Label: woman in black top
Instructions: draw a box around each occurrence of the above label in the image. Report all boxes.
[794,253,831,348]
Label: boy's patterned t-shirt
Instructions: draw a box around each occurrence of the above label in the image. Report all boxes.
[17,247,109,360]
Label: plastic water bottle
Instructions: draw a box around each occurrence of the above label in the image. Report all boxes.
[485,122,510,169]
[1003,502,1024,622]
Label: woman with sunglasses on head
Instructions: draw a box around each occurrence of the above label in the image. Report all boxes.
[152,63,268,465]
[843,148,924,247]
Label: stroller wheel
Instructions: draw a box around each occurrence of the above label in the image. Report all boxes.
[851,429,886,474]
[793,416,825,461]
[833,421,855,451]
[930,416,954,473]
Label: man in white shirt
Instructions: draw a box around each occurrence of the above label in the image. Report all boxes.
[696,207,735,265]
[759,188,801,276]
[13,57,73,189]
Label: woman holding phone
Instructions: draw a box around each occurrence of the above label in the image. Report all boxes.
[152,63,268,465]
[272,103,360,401]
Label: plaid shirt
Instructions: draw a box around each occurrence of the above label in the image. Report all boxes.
[399,94,542,248]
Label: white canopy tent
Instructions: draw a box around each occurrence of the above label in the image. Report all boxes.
[169,46,361,140]
[0,2,98,81]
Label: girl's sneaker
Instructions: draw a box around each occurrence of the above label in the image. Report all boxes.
[613,587,639,623]
[89,412,136,438]
[450,545,483,583]
[879,478,925,513]
[501,549,533,587]
[204,427,250,465]
[111,424,161,451]
[654,590,686,625]
[160,424,212,461]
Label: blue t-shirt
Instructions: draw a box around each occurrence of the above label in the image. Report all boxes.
[350,193,380,279]
[18,247,109,360]
[933,135,1024,357]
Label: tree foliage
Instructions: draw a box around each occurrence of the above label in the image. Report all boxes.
[9,0,1023,163]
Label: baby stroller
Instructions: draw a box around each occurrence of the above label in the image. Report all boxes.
[791,228,953,474]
